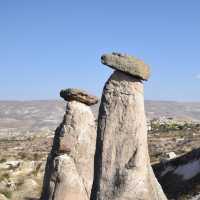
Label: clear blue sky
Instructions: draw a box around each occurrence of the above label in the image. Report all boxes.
[0,0,200,101]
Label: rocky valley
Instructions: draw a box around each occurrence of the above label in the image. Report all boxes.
[0,100,200,200]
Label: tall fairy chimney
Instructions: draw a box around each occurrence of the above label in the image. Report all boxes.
[90,53,167,200]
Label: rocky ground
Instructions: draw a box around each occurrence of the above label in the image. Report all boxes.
[1,124,200,200]
[0,100,200,200]
[149,120,200,163]
[0,134,53,200]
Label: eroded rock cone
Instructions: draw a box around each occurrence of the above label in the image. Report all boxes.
[91,53,167,200]
[41,89,98,200]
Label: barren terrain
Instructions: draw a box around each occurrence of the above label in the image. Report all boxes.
[0,100,200,200]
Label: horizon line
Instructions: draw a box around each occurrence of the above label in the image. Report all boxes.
[0,99,200,103]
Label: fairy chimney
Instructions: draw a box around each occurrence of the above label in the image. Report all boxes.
[41,88,98,200]
[90,53,167,200]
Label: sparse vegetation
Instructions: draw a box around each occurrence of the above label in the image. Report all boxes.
[0,158,6,163]
[33,153,42,161]
[1,190,12,199]
[0,172,10,181]
[150,118,200,133]
[18,152,28,160]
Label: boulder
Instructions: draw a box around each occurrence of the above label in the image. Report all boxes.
[0,194,8,200]
[6,161,20,170]
[166,152,177,160]
[60,88,98,106]
[101,52,150,80]
[91,68,166,199]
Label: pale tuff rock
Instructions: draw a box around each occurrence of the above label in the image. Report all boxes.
[91,68,167,199]
[101,52,150,80]
[41,91,97,200]
[60,88,98,106]
[47,155,88,200]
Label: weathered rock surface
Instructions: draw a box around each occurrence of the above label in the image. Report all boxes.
[47,155,88,200]
[91,70,167,200]
[41,100,97,200]
[101,52,150,80]
[60,88,98,106]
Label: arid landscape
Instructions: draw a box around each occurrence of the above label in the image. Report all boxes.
[0,100,200,200]
[1,100,200,139]
[1,0,200,199]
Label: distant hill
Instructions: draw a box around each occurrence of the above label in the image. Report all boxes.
[0,100,200,138]
[145,100,200,122]
[0,100,65,138]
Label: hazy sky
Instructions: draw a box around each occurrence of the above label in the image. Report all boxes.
[0,1,200,101]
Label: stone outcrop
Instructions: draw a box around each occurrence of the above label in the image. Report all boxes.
[41,89,98,200]
[91,53,167,200]
[153,148,200,199]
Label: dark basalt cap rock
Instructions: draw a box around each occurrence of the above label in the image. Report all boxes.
[101,52,150,80]
[60,88,98,106]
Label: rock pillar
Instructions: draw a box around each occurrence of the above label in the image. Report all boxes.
[41,88,98,200]
[91,53,167,200]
